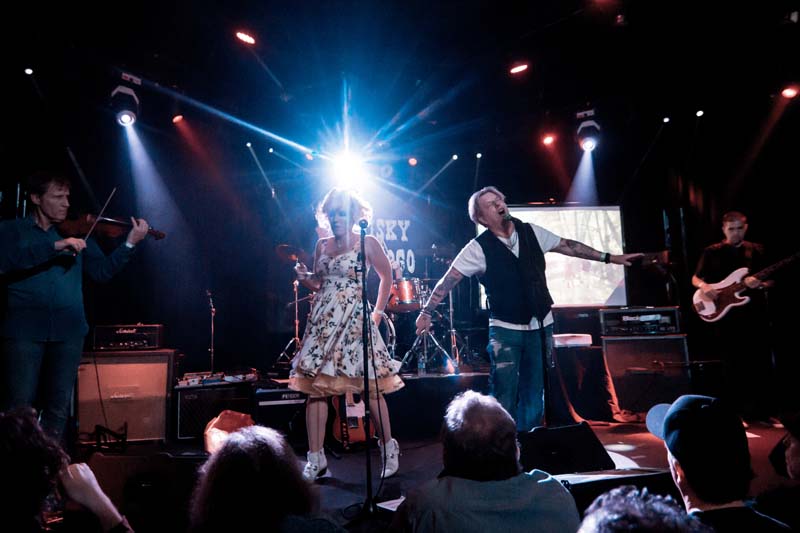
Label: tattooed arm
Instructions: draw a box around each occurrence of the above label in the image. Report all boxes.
[550,238,644,266]
[415,266,465,334]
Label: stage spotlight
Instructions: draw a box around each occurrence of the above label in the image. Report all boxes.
[236,31,256,45]
[332,151,367,187]
[576,108,600,152]
[476,153,482,159]
[577,122,600,152]
[542,134,555,146]
[696,110,704,117]
[24,68,33,75]
[246,142,252,147]
[305,153,314,161]
[509,63,529,75]
[172,114,184,124]
[268,147,274,153]
[408,157,418,166]
[110,85,140,127]
[663,117,670,123]
[452,154,458,160]
[782,85,798,99]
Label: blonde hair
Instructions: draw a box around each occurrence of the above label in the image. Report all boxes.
[315,188,373,227]
[467,186,506,224]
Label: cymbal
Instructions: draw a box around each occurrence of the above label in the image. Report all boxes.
[275,244,309,263]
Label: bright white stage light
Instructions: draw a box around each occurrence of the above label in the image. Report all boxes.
[332,151,368,187]
[476,153,482,159]
[663,117,670,123]
[111,85,140,127]
[452,154,458,160]
[696,110,704,117]
[24,68,33,75]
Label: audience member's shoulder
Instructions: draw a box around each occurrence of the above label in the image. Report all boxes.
[280,514,347,533]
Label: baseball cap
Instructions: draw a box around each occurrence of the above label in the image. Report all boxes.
[647,395,752,502]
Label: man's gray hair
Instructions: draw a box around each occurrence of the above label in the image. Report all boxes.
[467,186,506,225]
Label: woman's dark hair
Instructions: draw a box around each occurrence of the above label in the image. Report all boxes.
[189,425,314,532]
[0,408,69,530]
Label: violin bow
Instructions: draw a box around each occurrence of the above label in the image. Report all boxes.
[83,187,117,240]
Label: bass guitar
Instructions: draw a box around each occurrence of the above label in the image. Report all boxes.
[331,391,374,450]
[692,252,799,322]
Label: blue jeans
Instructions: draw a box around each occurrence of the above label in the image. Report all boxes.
[487,325,553,431]
[0,337,84,440]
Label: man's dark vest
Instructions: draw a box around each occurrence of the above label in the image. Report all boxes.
[476,218,554,324]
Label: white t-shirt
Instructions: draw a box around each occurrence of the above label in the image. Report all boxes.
[451,223,562,330]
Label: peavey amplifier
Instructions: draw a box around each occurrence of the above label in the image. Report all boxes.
[93,324,164,351]
[599,307,681,336]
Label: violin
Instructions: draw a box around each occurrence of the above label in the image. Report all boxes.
[57,213,166,240]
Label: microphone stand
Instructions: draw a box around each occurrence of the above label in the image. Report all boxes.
[357,219,377,515]
[206,290,216,373]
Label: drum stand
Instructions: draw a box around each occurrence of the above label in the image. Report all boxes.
[276,280,302,365]
[400,291,460,375]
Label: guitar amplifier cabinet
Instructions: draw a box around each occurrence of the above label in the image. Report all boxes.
[599,307,681,336]
[93,324,164,351]
[253,386,307,445]
[174,382,253,440]
[602,334,690,412]
[78,350,175,442]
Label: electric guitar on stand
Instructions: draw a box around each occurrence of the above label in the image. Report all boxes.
[692,252,799,322]
[331,391,374,450]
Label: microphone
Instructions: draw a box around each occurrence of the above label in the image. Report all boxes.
[358,219,369,229]
[502,213,512,221]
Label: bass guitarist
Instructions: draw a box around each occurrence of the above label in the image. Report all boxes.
[691,210,774,423]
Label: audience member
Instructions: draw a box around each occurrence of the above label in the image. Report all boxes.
[189,425,344,532]
[577,484,711,532]
[390,390,580,532]
[755,411,800,530]
[646,395,790,531]
[0,407,132,532]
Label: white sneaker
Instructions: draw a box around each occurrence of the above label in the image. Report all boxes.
[302,449,329,482]
[378,438,400,478]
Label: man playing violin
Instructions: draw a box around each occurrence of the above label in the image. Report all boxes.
[0,171,149,440]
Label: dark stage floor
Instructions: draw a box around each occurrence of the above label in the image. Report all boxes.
[76,371,796,532]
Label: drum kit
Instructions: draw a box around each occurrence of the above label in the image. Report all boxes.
[273,242,473,374]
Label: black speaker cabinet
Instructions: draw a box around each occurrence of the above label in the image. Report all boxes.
[602,334,689,413]
[174,382,253,440]
[518,421,615,474]
[78,350,175,442]
[253,386,307,445]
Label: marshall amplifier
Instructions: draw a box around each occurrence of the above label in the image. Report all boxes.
[599,307,681,336]
[94,324,164,351]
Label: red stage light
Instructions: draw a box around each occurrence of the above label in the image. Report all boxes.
[172,115,184,124]
[542,134,555,146]
[781,86,798,99]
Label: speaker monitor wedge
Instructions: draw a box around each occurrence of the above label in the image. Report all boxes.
[518,421,615,475]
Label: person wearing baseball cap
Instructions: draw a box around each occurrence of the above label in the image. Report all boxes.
[646,394,790,531]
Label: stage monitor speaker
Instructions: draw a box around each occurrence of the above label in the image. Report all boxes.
[175,382,253,440]
[78,350,175,442]
[518,421,615,474]
[602,334,689,413]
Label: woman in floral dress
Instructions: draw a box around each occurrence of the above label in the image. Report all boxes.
[290,188,403,481]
